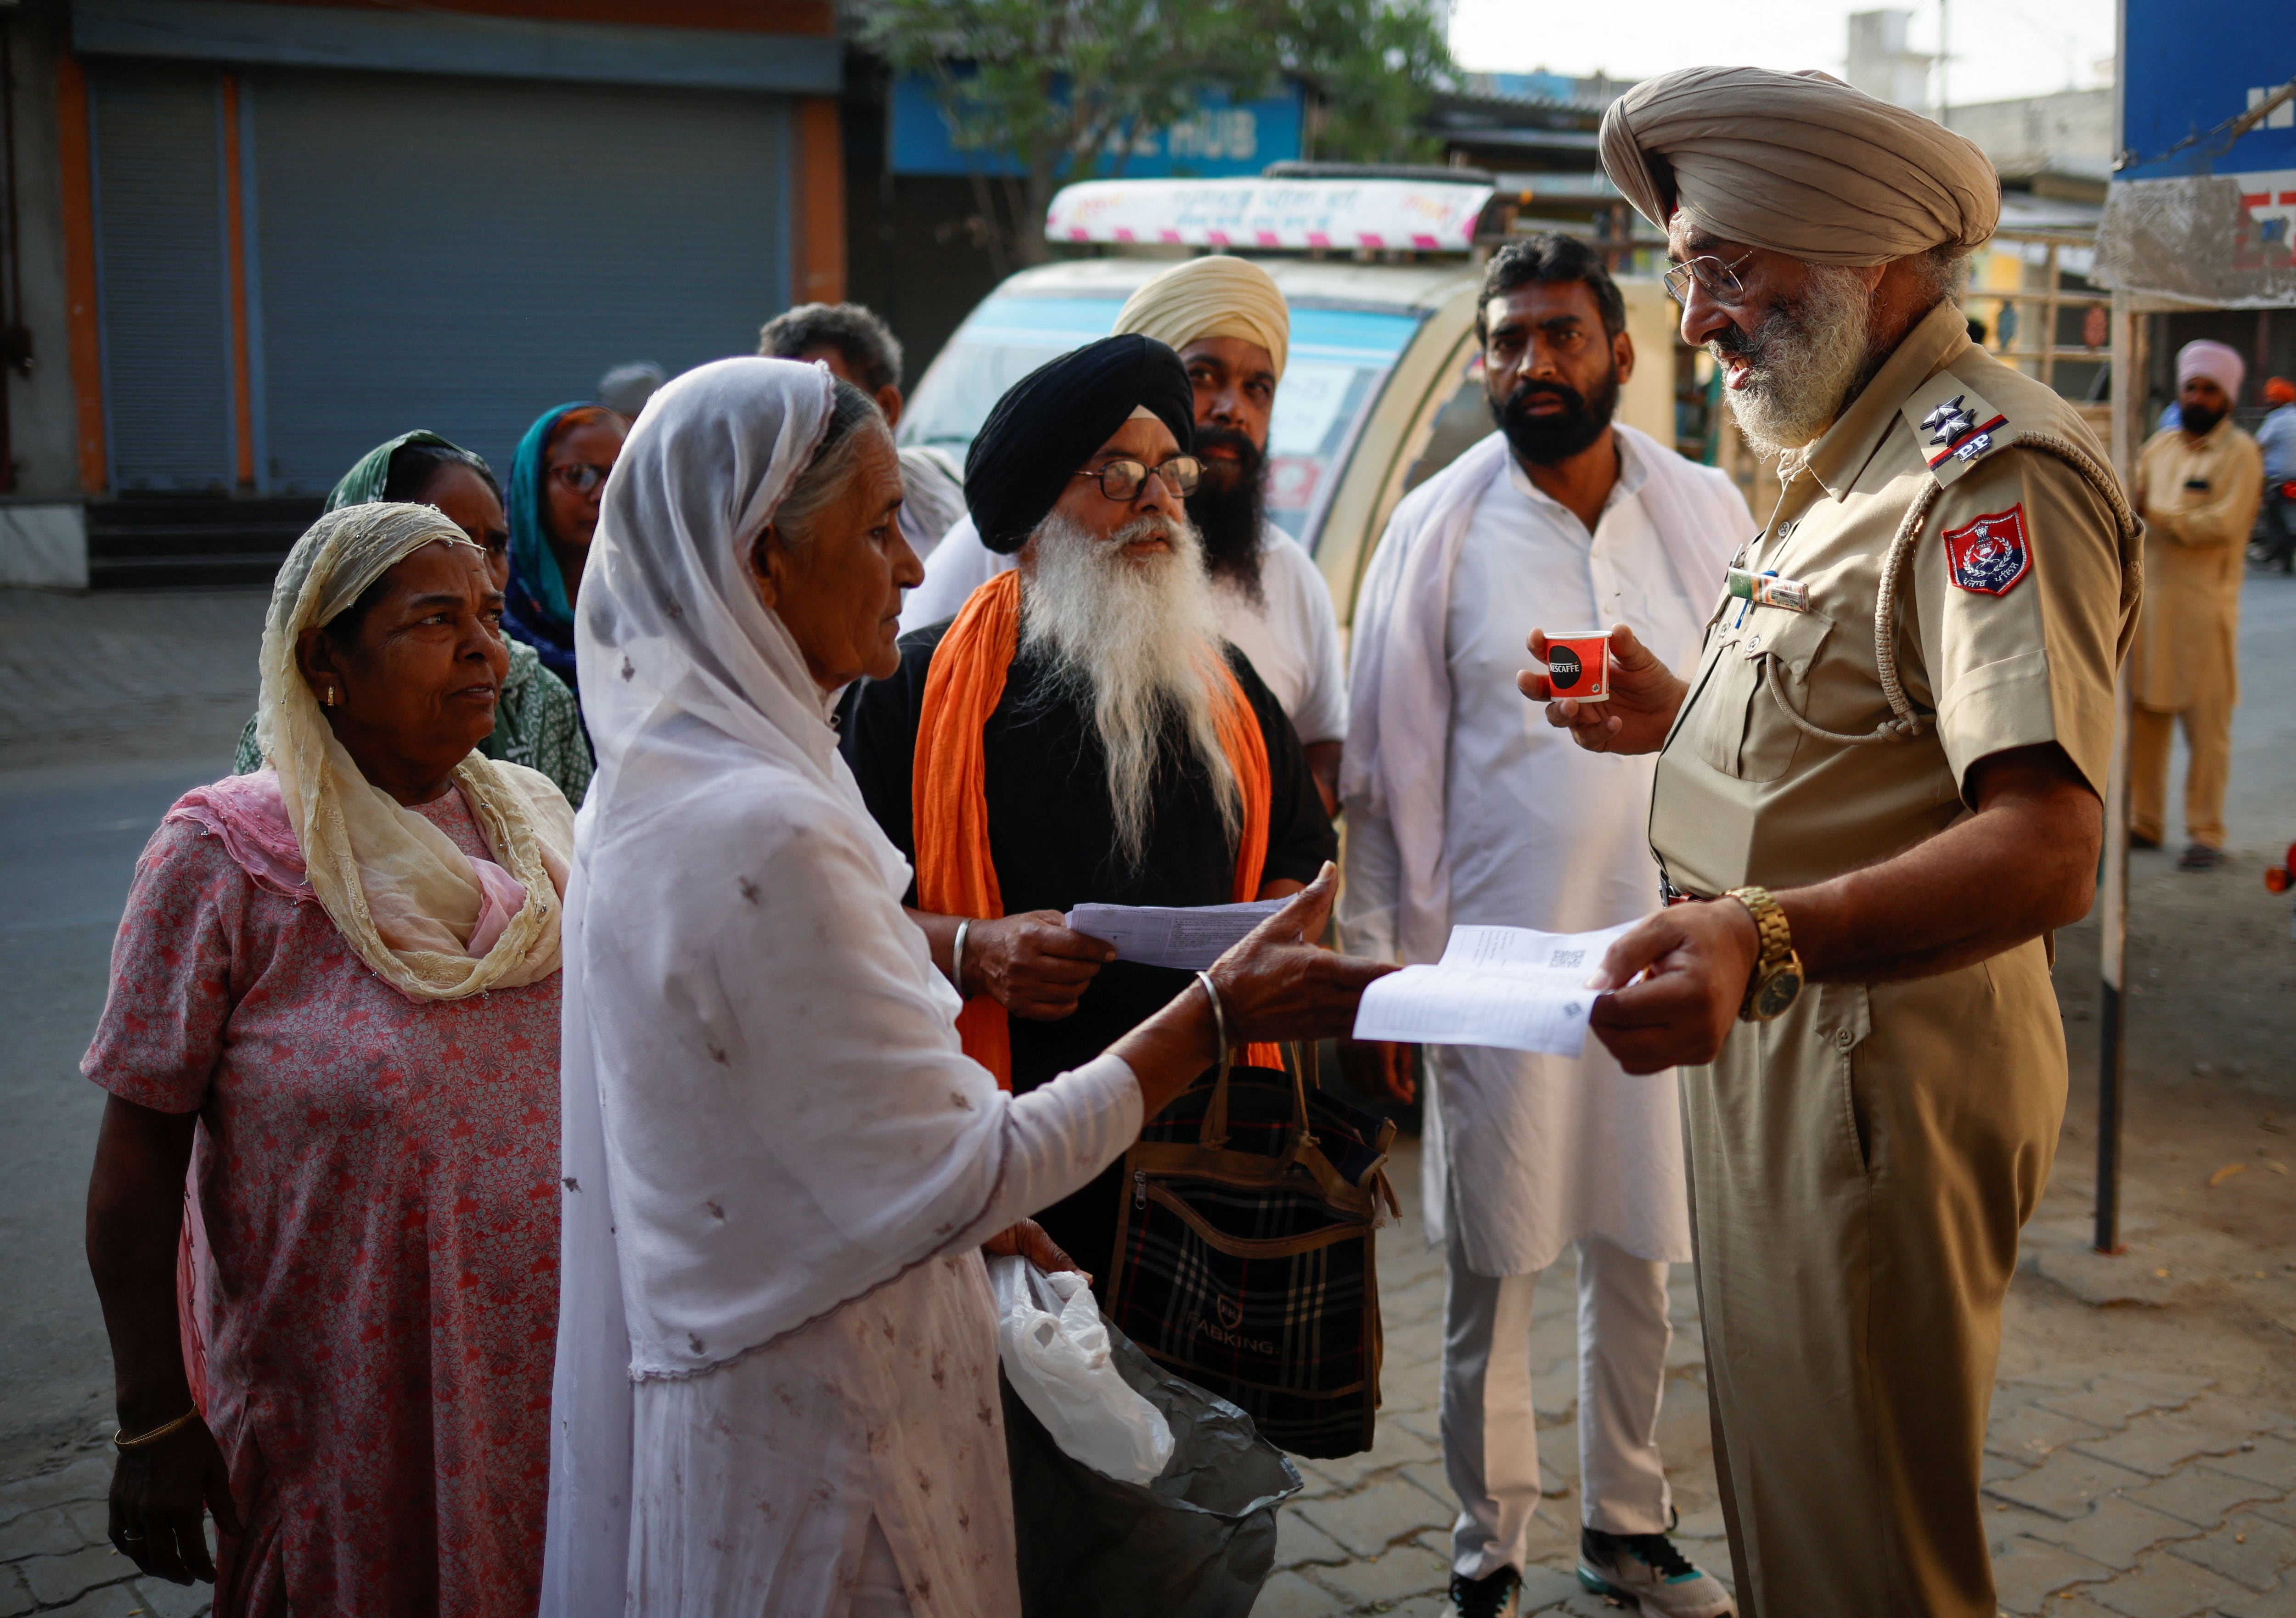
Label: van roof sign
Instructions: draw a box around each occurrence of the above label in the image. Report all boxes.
[1046,177,1496,253]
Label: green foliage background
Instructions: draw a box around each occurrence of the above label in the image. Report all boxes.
[863,0,1455,264]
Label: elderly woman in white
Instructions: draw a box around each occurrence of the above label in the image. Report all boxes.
[542,358,1385,1617]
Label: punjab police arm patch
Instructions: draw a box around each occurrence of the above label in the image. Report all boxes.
[1942,505,2032,596]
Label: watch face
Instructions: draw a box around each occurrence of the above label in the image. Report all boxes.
[1755,969,1803,1020]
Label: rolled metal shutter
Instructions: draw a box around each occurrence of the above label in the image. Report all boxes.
[87,64,235,492]
[247,68,793,491]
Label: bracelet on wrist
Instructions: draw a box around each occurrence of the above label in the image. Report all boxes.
[951,918,972,997]
[114,1408,200,1450]
[1193,970,1229,1073]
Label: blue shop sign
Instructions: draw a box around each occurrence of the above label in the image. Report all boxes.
[2119,0,2296,181]
[890,73,1304,179]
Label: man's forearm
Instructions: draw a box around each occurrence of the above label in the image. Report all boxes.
[1773,747,2100,985]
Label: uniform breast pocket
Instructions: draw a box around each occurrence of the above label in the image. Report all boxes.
[1683,607,1835,783]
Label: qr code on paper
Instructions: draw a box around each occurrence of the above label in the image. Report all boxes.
[1550,949,1586,968]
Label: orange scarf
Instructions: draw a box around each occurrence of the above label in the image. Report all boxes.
[913,568,1281,1088]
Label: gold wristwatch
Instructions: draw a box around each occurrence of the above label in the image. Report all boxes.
[1726,886,1803,1022]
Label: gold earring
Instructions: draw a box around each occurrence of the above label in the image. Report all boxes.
[324,686,339,708]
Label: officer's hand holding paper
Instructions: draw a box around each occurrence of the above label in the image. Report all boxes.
[1352,921,1637,1058]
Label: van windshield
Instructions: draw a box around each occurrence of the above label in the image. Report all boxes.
[899,293,1422,555]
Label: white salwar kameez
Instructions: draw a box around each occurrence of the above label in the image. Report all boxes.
[1341,426,1749,1574]
[541,359,1144,1618]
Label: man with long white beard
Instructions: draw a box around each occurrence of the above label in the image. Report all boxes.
[841,334,1336,1287]
[1345,234,1745,1618]
[901,256,1349,810]
[1519,69,2140,1618]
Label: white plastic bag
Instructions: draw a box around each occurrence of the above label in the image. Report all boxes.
[989,1257,1175,1485]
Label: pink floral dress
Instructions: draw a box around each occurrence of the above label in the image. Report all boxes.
[83,787,561,1618]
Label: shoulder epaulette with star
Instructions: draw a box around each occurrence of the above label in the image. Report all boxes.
[1898,373,2009,487]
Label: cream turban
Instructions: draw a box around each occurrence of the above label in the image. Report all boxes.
[1114,255,1289,380]
[1599,66,2001,266]
[2177,340,2246,399]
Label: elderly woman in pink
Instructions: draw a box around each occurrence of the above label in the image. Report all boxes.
[81,502,573,1614]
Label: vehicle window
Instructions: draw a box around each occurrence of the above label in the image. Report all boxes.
[900,293,1422,557]
[1403,342,1492,496]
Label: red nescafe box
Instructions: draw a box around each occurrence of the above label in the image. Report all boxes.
[1544,632,1609,701]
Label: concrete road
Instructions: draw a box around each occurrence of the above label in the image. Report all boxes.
[0,587,263,1478]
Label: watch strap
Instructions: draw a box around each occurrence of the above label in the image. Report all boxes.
[1726,885,1794,1020]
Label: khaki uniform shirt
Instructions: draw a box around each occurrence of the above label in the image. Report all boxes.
[2130,419,2261,713]
[1650,299,2138,897]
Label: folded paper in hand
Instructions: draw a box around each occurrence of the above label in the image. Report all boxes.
[1065,898,1285,969]
[1351,921,1636,1057]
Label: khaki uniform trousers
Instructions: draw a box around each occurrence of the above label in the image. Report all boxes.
[1681,941,2064,1618]
[2129,679,2234,849]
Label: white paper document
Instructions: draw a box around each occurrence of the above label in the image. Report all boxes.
[1351,921,1637,1058]
[1064,899,1286,969]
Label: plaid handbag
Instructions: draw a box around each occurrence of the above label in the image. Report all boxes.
[1103,1045,1400,1458]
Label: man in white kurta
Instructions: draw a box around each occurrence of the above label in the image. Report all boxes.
[899,255,1349,807]
[1343,237,1747,1618]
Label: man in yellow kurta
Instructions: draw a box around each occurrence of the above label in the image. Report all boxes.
[1522,67,2142,1618]
[2130,340,2263,868]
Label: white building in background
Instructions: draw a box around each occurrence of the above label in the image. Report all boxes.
[1846,9,1934,112]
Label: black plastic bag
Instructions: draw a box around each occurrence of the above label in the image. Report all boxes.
[1003,1314,1303,1618]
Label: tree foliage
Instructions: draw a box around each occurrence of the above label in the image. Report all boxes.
[863,0,1454,266]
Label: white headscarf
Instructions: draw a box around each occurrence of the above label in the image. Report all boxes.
[546,359,1031,1607]
[254,503,570,999]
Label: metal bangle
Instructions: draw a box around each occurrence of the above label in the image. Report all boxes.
[951,918,972,997]
[1194,970,1229,1072]
[113,1408,199,1450]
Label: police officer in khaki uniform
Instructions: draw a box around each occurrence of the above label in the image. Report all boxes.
[2129,339,2263,868]
[1515,68,2142,1618]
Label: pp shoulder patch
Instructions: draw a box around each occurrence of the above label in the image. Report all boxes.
[1942,505,2032,596]
[1899,372,2009,487]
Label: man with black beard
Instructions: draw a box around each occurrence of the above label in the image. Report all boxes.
[1343,234,1748,1618]
[840,335,1335,1287]
[2129,340,2263,869]
[901,257,1349,811]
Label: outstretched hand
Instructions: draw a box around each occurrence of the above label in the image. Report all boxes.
[1516,624,1688,756]
[1583,900,1759,1074]
[1209,863,1396,1046]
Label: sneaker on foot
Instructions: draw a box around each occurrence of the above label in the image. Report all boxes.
[2178,843,2224,871]
[1449,1565,1521,1618]
[1578,1526,1734,1617]
[2130,831,2162,850]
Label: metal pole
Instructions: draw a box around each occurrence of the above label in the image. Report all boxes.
[2095,289,2138,1255]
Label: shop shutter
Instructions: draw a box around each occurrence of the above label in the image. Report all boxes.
[247,68,793,492]
[87,64,235,492]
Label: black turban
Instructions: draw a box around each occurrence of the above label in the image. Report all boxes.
[963,334,1194,555]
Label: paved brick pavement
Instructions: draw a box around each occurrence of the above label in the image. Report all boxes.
[0,589,267,770]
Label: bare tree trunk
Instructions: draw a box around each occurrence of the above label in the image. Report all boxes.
[1015,160,1055,264]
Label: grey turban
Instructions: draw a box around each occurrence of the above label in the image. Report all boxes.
[1598,67,2002,267]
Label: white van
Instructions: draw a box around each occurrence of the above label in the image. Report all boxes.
[896,176,1682,630]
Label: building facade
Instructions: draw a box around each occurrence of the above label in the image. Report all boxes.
[1,0,844,585]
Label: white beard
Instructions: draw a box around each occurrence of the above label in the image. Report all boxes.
[1020,510,1240,871]
[1716,264,1878,455]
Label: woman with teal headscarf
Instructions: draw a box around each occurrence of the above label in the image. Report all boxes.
[502,402,627,693]
[235,431,593,804]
